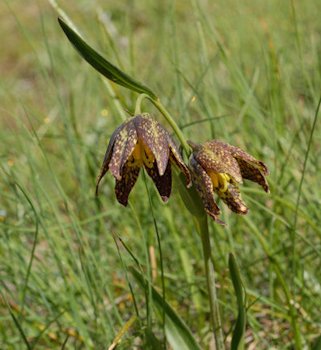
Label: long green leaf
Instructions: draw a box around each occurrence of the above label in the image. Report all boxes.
[229,253,246,350]
[130,267,202,350]
[175,173,205,218]
[58,17,157,99]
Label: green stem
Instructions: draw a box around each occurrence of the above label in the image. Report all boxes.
[134,94,191,156]
[197,215,225,350]
[134,93,148,115]
[151,98,191,156]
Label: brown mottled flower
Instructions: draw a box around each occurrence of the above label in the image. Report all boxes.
[188,140,269,223]
[96,113,191,205]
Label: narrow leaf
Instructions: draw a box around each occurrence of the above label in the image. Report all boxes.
[58,17,157,99]
[130,267,202,350]
[229,253,246,350]
[175,173,205,218]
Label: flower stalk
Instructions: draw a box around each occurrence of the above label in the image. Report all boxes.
[196,215,225,350]
[134,93,191,156]
[134,93,149,115]
[151,98,191,156]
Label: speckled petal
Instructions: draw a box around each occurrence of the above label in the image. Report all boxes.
[191,140,243,183]
[216,183,248,215]
[145,161,172,202]
[227,146,269,192]
[96,124,123,195]
[168,138,192,188]
[115,162,140,206]
[134,114,170,176]
[229,145,269,175]
[234,158,269,192]
[109,119,138,180]
[190,156,222,223]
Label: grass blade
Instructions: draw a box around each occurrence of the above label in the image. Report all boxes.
[229,253,246,350]
[130,267,202,350]
[58,17,157,99]
[1,291,32,350]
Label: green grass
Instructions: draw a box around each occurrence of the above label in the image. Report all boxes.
[1,0,321,349]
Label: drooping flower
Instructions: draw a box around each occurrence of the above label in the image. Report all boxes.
[96,113,192,205]
[188,140,269,223]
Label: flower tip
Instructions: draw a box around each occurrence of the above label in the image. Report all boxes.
[205,209,225,225]
[259,161,269,175]
[161,195,170,203]
[216,218,226,226]
[95,177,103,196]
[239,205,249,215]
[118,198,129,207]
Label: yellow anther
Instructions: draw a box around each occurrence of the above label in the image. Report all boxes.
[218,173,230,192]
[210,173,219,188]
[129,141,154,168]
[209,172,230,192]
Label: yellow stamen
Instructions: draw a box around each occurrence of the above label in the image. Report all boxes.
[142,147,154,168]
[129,140,155,168]
[211,173,219,188]
[209,172,230,192]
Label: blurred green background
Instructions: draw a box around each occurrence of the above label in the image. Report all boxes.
[1,1,321,349]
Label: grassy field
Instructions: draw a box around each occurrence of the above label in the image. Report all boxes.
[1,1,321,349]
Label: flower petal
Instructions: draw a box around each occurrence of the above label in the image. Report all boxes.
[96,124,123,195]
[216,183,248,215]
[109,119,138,180]
[234,158,269,192]
[227,146,269,192]
[229,146,269,175]
[168,138,192,188]
[145,161,172,202]
[134,114,170,176]
[190,156,222,222]
[192,140,243,183]
[115,162,140,206]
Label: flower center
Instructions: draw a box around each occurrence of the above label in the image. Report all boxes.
[209,172,230,192]
[129,140,155,168]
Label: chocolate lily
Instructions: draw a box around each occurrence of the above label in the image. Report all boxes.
[96,114,191,205]
[188,140,269,222]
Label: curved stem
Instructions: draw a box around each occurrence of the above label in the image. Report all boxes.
[134,94,191,156]
[151,98,191,156]
[134,93,149,115]
[197,215,225,350]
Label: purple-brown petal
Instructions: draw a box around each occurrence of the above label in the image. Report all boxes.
[189,156,222,223]
[145,161,172,202]
[227,145,269,192]
[134,114,170,176]
[235,158,269,192]
[168,138,192,188]
[228,145,269,173]
[115,162,140,206]
[96,124,124,195]
[216,183,248,215]
[193,140,243,183]
[109,119,138,180]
